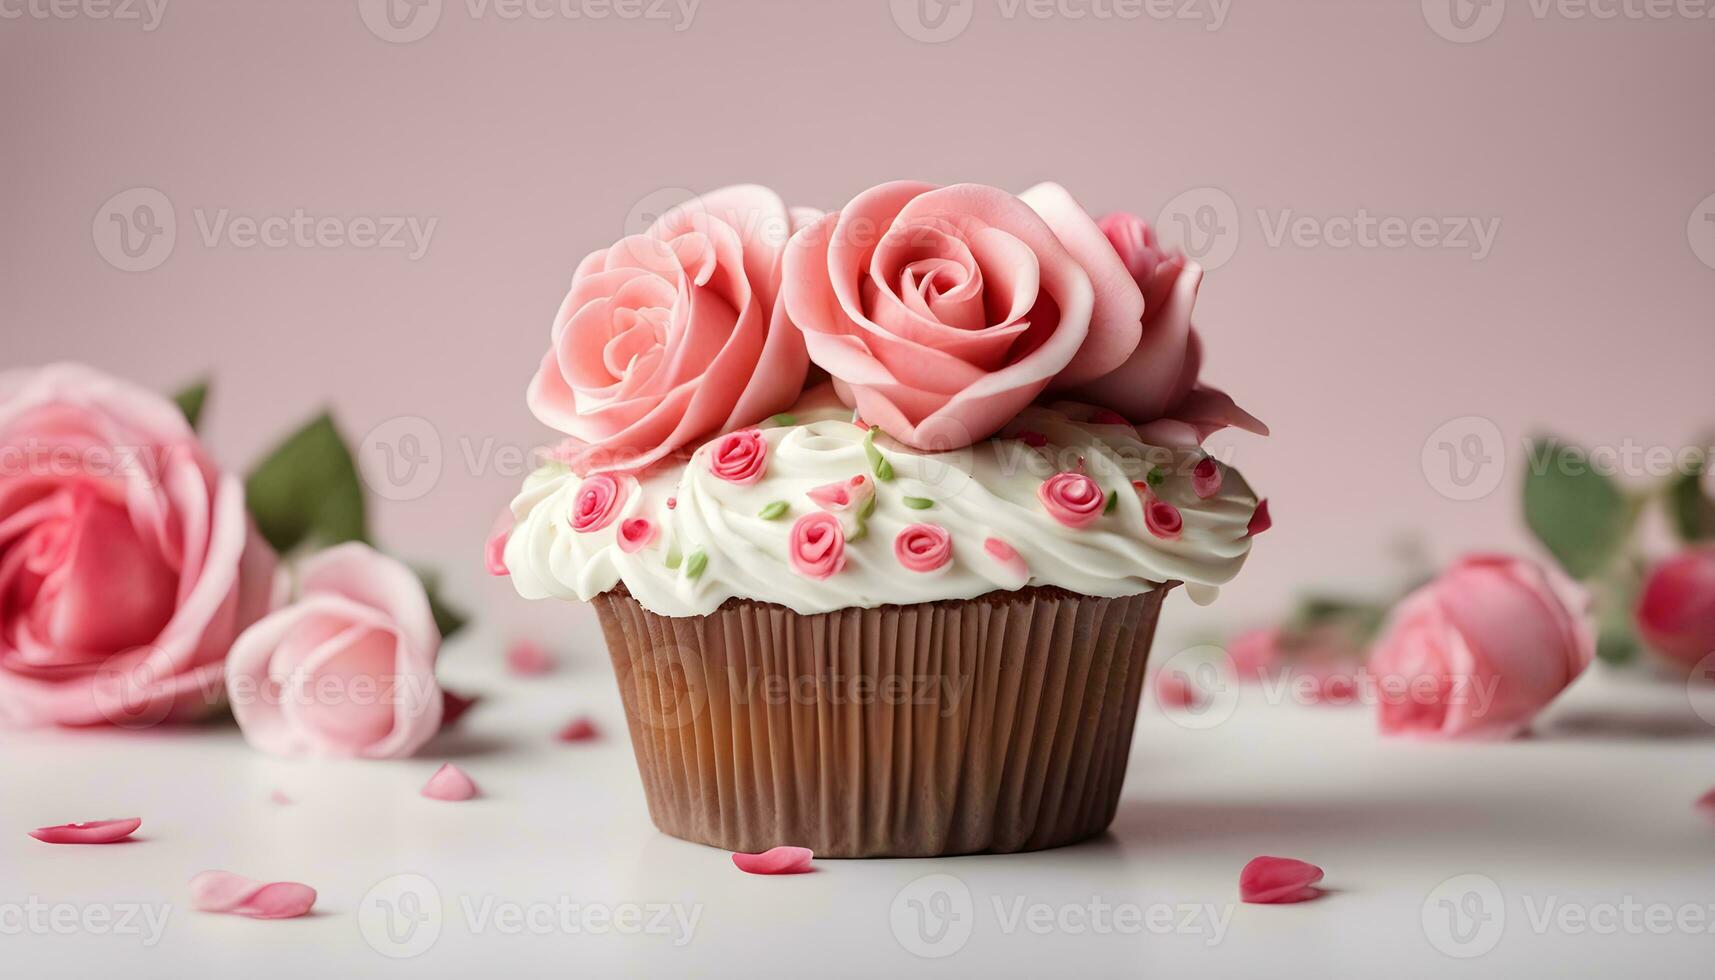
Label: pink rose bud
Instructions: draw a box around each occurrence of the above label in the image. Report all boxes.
[226,544,444,759]
[1192,456,1224,499]
[1096,211,1166,287]
[788,512,846,581]
[569,473,628,533]
[1635,545,1715,672]
[617,517,658,554]
[1038,472,1106,529]
[1371,555,1594,741]
[894,523,953,574]
[1144,496,1184,541]
[708,428,769,485]
[808,474,873,513]
[1240,856,1325,904]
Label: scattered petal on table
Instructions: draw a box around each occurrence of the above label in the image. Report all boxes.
[423,763,479,801]
[732,846,814,875]
[557,717,599,742]
[441,689,482,729]
[1240,856,1325,904]
[268,791,294,806]
[189,871,317,919]
[1154,671,1200,709]
[29,818,142,845]
[1697,787,1715,818]
[506,641,554,676]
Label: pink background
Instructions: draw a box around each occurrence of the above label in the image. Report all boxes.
[5,0,1714,645]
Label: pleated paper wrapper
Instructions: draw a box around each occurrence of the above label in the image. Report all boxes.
[592,583,1172,858]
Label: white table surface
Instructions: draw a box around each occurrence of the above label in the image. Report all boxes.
[5,636,1713,979]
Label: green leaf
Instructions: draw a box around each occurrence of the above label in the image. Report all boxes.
[1668,450,1715,543]
[858,491,877,520]
[903,496,934,510]
[1144,466,1165,489]
[864,429,894,482]
[245,413,368,554]
[684,548,708,580]
[1522,439,1632,580]
[173,380,209,431]
[767,413,797,427]
[758,501,790,520]
[1104,489,1118,515]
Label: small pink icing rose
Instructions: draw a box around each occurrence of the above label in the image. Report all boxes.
[1143,495,1183,540]
[617,517,658,553]
[529,187,818,475]
[807,474,873,513]
[569,473,628,533]
[782,182,1145,450]
[708,429,769,485]
[1192,456,1223,499]
[1066,212,1268,448]
[0,363,275,728]
[226,543,443,759]
[788,511,846,581]
[894,524,952,573]
[1370,555,1594,741]
[1038,472,1105,529]
[1635,545,1715,672]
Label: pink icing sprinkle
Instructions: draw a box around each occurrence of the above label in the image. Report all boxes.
[1038,472,1105,529]
[1144,496,1184,541]
[666,497,677,510]
[422,764,479,801]
[617,517,658,554]
[557,717,599,743]
[507,640,554,677]
[1192,457,1224,499]
[732,846,815,875]
[788,512,846,581]
[1240,856,1325,904]
[570,474,626,533]
[29,818,141,845]
[708,429,768,485]
[1248,499,1272,536]
[983,537,1030,584]
[484,508,512,576]
[894,524,953,573]
[1016,430,1048,448]
[189,871,317,919]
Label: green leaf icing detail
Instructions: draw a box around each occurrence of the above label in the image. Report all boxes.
[903,496,933,510]
[685,549,708,580]
[758,500,790,520]
[768,413,797,427]
[859,492,878,520]
[1104,489,1118,514]
[1144,467,1165,488]
[863,429,895,482]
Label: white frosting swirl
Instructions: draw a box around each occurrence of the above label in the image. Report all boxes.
[504,387,1259,617]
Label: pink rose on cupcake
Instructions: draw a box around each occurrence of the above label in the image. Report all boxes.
[789,511,846,580]
[529,186,819,474]
[227,543,443,759]
[1370,555,1594,740]
[0,364,275,728]
[783,182,1145,450]
[1066,212,1267,447]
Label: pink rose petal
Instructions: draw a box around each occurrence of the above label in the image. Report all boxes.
[557,717,599,742]
[422,763,479,801]
[1247,499,1272,537]
[485,508,513,576]
[189,871,317,919]
[268,791,294,806]
[29,818,142,845]
[1696,787,1715,818]
[440,688,481,729]
[1154,671,1200,709]
[1240,856,1325,904]
[507,640,554,677]
[732,846,815,875]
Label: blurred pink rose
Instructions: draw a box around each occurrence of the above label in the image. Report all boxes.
[529,186,817,474]
[1635,545,1715,673]
[0,364,274,728]
[1066,212,1267,447]
[782,181,1145,450]
[1228,625,1364,705]
[227,543,442,758]
[1370,555,1594,740]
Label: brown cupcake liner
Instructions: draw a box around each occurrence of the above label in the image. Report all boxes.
[591,583,1173,858]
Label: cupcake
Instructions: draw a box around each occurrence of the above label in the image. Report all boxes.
[496,182,1267,857]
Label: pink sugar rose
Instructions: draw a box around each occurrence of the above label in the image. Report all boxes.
[1635,545,1715,673]
[0,364,275,728]
[807,474,873,513]
[1066,212,1268,447]
[1370,555,1594,741]
[616,517,658,554]
[529,186,818,475]
[569,473,629,533]
[1037,472,1105,529]
[707,428,768,485]
[894,523,952,573]
[788,511,846,581]
[782,181,1145,450]
[226,543,443,759]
